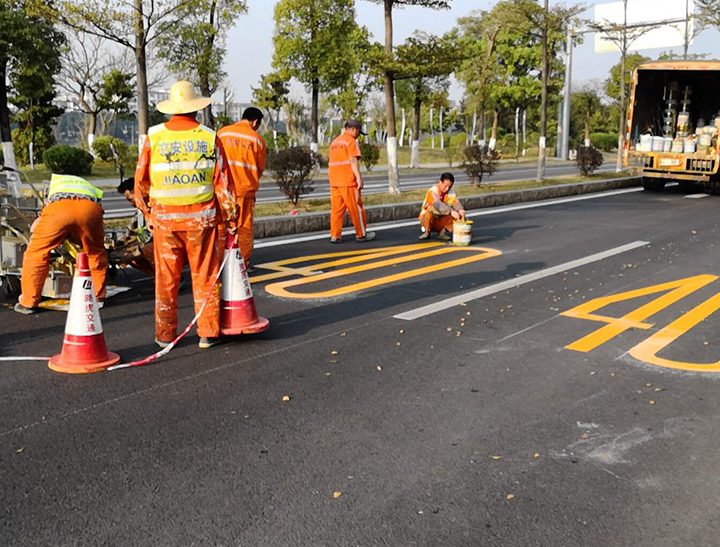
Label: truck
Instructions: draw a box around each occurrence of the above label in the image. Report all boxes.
[625,60,720,194]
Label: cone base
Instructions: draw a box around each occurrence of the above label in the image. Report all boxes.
[221,316,270,336]
[49,352,121,374]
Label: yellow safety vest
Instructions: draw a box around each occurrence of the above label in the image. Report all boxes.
[148,123,216,206]
[421,184,457,215]
[48,174,103,201]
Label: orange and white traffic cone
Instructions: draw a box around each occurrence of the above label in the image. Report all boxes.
[220,235,269,336]
[49,252,120,374]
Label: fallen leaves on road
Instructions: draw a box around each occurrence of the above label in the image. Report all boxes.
[397,342,401,346]
[16,448,24,453]
[492,455,503,460]
[377,366,382,371]
[534,453,540,458]
[326,372,332,376]
[649,400,656,405]
[333,492,342,499]
[446,327,452,332]
[460,303,467,306]
[506,494,515,500]
[331,350,338,355]
[340,332,346,337]
[399,329,405,334]
[581,434,589,440]
[282,395,290,402]
[654,388,663,392]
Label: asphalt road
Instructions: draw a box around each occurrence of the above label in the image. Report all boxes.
[101,161,615,213]
[3,183,720,546]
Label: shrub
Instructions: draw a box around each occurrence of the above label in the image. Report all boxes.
[575,145,604,176]
[12,127,56,166]
[42,145,94,176]
[267,146,319,206]
[359,143,381,171]
[444,146,460,167]
[450,133,468,148]
[264,131,290,156]
[92,136,127,162]
[589,132,619,152]
[461,145,500,186]
[421,133,450,148]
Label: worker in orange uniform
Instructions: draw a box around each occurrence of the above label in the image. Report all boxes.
[328,119,375,243]
[14,174,108,314]
[134,81,237,349]
[418,172,465,240]
[217,107,266,267]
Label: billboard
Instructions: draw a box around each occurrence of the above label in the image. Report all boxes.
[594,0,694,54]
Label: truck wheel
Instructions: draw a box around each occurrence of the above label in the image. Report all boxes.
[0,275,21,299]
[642,178,665,192]
[703,181,720,195]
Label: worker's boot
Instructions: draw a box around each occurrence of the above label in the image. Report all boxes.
[356,232,376,242]
[438,229,451,241]
[330,237,342,244]
[14,303,37,315]
[418,231,429,240]
[199,336,221,349]
[155,339,172,349]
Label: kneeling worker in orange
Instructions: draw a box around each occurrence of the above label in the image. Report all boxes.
[418,172,465,241]
[217,107,266,268]
[134,81,237,349]
[329,119,375,243]
[15,174,108,314]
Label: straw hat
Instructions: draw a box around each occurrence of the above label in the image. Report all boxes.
[157,81,212,115]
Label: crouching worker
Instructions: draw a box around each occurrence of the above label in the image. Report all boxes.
[15,174,108,314]
[418,172,465,241]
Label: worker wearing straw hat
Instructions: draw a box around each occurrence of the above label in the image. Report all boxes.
[134,81,237,349]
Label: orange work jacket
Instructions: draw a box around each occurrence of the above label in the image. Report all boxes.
[217,120,266,199]
[134,114,237,231]
[328,131,362,187]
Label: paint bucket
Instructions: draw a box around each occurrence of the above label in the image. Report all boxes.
[672,139,684,153]
[663,137,673,152]
[453,220,473,246]
[639,134,653,152]
[652,136,664,152]
[684,138,696,154]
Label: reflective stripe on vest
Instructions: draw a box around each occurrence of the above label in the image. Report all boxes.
[221,132,263,146]
[48,174,103,200]
[154,208,217,221]
[149,124,216,206]
[228,160,259,171]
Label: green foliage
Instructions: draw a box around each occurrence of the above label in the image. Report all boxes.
[43,145,94,176]
[264,132,291,156]
[461,145,499,185]
[444,146,459,167]
[97,69,133,115]
[267,146,319,206]
[575,145,604,176]
[214,113,234,130]
[92,136,127,162]
[605,53,649,107]
[148,105,169,127]
[589,132,618,152]
[421,133,450,148]
[359,143,381,171]
[450,133,468,147]
[253,72,290,129]
[11,127,55,166]
[157,0,248,101]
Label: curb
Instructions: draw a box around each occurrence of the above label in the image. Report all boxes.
[252,176,640,239]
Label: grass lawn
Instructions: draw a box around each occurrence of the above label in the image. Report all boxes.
[255,171,633,218]
[18,162,122,186]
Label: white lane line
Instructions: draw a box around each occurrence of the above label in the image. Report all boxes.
[393,240,650,321]
[255,186,641,249]
[684,193,709,199]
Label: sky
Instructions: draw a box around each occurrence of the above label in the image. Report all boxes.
[223,0,719,104]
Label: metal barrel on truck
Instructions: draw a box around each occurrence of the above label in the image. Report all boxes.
[625,61,720,194]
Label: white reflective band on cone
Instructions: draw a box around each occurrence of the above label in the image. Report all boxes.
[65,276,103,336]
[221,248,254,302]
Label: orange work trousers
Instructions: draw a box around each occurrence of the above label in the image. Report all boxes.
[19,199,107,308]
[419,212,454,234]
[330,185,367,239]
[153,226,220,342]
[236,196,255,265]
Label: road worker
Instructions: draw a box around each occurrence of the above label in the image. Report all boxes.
[15,174,107,314]
[328,119,375,243]
[134,81,237,349]
[115,177,154,276]
[217,107,266,268]
[418,172,465,241]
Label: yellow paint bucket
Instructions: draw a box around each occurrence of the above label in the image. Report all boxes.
[452,220,473,246]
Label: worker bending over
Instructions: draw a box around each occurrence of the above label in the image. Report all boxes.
[134,81,237,349]
[419,172,465,241]
[328,119,375,243]
[218,107,266,267]
[15,175,108,314]
[116,177,154,276]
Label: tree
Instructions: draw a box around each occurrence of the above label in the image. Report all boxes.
[605,52,648,114]
[253,71,290,137]
[7,3,65,167]
[157,0,247,127]
[394,32,458,167]
[571,85,602,147]
[97,69,134,137]
[58,33,134,150]
[53,0,196,143]
[273,0,362,154]
[364,0,452,194]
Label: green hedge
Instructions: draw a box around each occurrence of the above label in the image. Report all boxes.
[43,145,94,176]
[590,132,619,152]
[92,136,127,162]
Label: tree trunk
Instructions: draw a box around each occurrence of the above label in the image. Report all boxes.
[384,0,399,194]
[515,107,520,159]
[536,0,549,182]
[470,111,477,145]
[430,107,435,149]
[522,109,527,156]
[399,108,406,147]
[617,0,628,172]
[310,79,319,154]
[479,107,486,147]
[585,108,591,146]
[410,97,421,168]
[88,111,98,152]
[439,108,444,150]
[489,109,499,150]
[134,0,149,145]
[0,59,20,195]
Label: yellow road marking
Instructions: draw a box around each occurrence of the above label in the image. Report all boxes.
[629,291,720,372]
[259,243,501,299]
[562,275,718,352]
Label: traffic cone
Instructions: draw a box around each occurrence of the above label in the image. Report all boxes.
[220,235,269,335]
[49,253,120,374]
